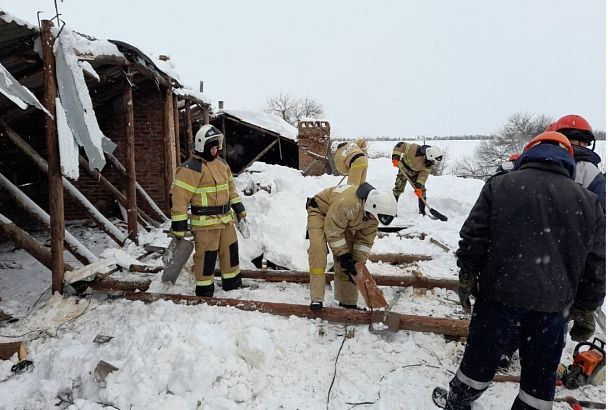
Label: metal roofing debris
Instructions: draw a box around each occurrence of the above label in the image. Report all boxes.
[0,60,50,116]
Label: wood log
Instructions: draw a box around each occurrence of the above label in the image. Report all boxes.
[184,99,193,155]
[0,213,74,272]
[368,253,432,264]
[237,269,459,290]
[123,292,469,337]
[163,86,176,200]
[129,264,163,273]
[0,121,128,246]
[355,262,388,309]
[105,153,169,222]
[0,341,27,360]
[123,81,138,244]
[41,20,65,294]
[173,94,180,164]
[0,171,97,265]
[90,277,151,292]
[237,139,278,175]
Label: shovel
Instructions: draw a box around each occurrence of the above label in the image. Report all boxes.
[401,173,448,221]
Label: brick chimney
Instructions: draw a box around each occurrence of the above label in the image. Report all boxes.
[298,120,331,176]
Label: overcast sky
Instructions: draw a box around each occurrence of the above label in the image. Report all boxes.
[2,0,606,137]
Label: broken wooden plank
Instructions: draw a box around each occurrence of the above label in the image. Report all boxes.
[354,262,388,309]
[0,341,27,360]
[237,269,458,290]
[122,291,470,337]
[64,258,117,284]
[90,277,151,292]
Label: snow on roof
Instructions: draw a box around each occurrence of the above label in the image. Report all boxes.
[222,109,298,142]
[173,86,211,106]
[0,9,37,30]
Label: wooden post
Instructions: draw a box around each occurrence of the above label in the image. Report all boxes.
[0,213,74,273]
[40,19,65,294]
[173,94,180,164]
[163,87,176,205]
[123,80,138,243]
[184,99,193,156]
[202,106,209,125]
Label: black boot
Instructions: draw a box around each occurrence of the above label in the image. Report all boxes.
[310,301,323,311]
[339,302,367,311]
[222,274,243,291]
[195,283,214,297]
[444,375,487,410]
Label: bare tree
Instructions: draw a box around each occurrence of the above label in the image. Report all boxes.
[263,93,325,126]
[454,112,552,179]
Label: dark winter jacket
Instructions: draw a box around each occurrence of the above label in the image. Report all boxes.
[573,145,605,210]
[456,144,606,313]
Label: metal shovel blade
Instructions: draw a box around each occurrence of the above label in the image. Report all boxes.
[161,238,194,284]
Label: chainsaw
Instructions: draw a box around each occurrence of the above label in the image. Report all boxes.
[559,337,606,389]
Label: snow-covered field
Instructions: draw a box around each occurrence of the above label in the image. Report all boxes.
[0,148,605,409]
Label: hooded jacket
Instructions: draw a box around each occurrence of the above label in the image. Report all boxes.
[456,144,605,313]
[572,145,606,210]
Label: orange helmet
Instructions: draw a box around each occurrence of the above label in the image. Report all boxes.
[524,131,574,157]
[553,114,592,132]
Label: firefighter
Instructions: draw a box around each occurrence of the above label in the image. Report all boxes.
[333,138,369,186]
[306,182,397,310]
[391,142,443,215]
[442,132,605,410]
[169,124,246,297]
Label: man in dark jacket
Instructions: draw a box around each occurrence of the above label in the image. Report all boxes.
[443,131,605,410]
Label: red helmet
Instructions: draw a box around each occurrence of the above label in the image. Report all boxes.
[544,122,556,132]
[553,114,592,132]
[524,131,574,157]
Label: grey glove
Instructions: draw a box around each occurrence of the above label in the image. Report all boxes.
[570,308,595,342]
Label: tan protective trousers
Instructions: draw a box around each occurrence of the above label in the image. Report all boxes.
[307,209,358,305]
[192,224,240,287]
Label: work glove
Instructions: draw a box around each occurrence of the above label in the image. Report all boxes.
[236,218,251,239]
[569,308,596,342]
[392,159,400,168]
[458,272,477,313]
[337,253,356,278]
[414,188,424,199]
[237,211,247,222]
[418,198,426,216]
[168,230,186,239]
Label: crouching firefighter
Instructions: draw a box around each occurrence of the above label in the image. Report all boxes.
[306,182,397,310]
[169,124,246,297]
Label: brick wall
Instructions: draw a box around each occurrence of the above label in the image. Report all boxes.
[64,81,169,220]
[298,120,330,176]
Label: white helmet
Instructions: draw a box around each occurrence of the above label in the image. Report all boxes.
[425,146,443,162]
[364,190,398,226]
[194,124,224,153]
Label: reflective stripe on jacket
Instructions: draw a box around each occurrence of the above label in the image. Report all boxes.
[170,155,242,230]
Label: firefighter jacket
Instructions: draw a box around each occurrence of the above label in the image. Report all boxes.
[334,140,368,186]
[456,144,605,313]
[170,155,245,231]
[310,183,378,262]
[392,142,432,191]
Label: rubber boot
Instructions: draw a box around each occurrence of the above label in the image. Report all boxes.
[196,283,214,297]
[222,274,242,291]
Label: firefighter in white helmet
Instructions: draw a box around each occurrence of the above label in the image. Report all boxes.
[333,138,369,186]
[306,182,397,310]
[169,124,246,296]
[391,142,443,215]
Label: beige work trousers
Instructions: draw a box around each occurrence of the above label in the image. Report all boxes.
[307,209,358,305]
[192,224,240,286]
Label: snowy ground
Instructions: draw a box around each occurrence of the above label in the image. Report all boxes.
[0,152,605,409]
